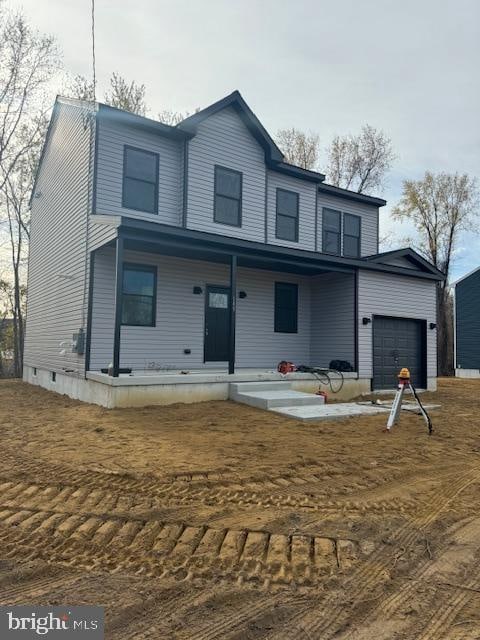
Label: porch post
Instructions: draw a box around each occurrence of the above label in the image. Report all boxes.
[229,254,237,375]
[112,235,124,377]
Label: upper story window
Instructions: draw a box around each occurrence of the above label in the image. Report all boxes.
[122,146,159,214]
[276,188,299,242]
[214,165,242,227]
[322,208,341,255]
[122,263,157,327]
[343,213,361,257]
[274,282,298,333]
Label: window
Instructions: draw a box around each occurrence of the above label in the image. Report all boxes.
[214,165,242,226]
[122,146,159,214]
[276,189,299,242]
[122,263,157,327]
[343,213,361,257]
[51,372,56,383]
[274,282,298,333]
[322,208,341,255]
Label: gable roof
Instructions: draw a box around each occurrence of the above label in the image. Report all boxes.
[363,248,445,278]
[177,90,327,183]
[178,90,284,162]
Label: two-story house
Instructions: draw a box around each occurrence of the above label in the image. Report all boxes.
[23,91,444,407]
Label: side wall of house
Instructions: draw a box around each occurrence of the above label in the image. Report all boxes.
[358,270,437,381]
[24,101,93,376]
[455,270,480,369]
[310,272,356,368]
[89,249,311,371]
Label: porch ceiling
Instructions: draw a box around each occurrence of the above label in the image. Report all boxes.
[115,218,354,276]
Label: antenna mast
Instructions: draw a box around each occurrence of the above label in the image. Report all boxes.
[91,0,96,102]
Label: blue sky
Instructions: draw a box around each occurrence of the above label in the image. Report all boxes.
[10,0,480,281]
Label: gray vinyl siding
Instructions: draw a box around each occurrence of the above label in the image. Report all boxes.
[266,170,316,250]
[24,101,94,375]
[88,217,118,251]
[95,119,183,225]
[317,193,379,257]
[311,273,355,368]
[89,250,311,370]
[186,106,266,242]
[455,269,480,369]
[358,270,437,379]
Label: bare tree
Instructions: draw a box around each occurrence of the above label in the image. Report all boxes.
[158,109,187,126]
[0,4,58,376]
[157,107,201,126]
[104,72,147,115]
[64,74,95,101]
[393,171,479,375]
[275,127,320,170]
[326,125,395,194]
[0,5,59,193]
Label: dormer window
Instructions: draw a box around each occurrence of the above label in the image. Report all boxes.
[214,165,242,227]
[122,146,159,214]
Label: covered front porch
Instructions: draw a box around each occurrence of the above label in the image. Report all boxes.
[85,218,360,388]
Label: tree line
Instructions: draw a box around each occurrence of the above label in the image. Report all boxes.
[0,4,477,378]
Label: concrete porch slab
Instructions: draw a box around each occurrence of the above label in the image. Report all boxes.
[272,403,388,421]
[272,401,441,422]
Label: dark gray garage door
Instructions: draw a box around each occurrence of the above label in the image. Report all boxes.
[373,316,426,390]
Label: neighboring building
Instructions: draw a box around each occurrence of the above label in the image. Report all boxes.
[455,267,480,378]
[23,91,444,407]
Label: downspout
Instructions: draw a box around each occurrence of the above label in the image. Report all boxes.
[182,139,189,228]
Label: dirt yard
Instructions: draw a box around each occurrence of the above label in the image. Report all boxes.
[1,378,480,639]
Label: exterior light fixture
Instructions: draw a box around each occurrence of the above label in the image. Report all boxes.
[193,286,203,295]
[429,322,437,330]
[239,291,247,299]
[362,317,372,325]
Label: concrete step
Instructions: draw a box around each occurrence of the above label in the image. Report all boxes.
[232,388,325,410]
[229,381,293,394]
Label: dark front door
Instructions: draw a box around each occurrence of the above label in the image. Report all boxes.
[204,285,230,362]
[373,316,426,390]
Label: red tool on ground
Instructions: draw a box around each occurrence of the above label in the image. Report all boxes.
[277,361,297,374]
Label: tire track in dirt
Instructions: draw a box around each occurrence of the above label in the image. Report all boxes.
[1,448,466,511]
[0,477,418,520]
[251,467,480,640]
[0,502,373,590]
[337,516,480,640]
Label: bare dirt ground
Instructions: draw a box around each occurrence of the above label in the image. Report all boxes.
[1,378,480,639]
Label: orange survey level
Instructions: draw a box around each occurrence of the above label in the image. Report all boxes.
[398,368,410,380]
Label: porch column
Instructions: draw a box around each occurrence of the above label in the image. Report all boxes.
[229,254,237,375]
[112,235,124,377]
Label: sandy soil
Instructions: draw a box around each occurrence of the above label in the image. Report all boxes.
[1,377,480,639]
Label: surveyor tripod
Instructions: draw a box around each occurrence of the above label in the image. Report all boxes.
[385,368,433,435]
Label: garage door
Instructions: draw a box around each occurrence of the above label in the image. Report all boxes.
[373,316,426,390]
